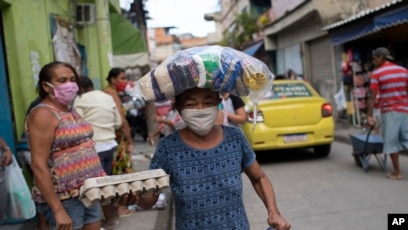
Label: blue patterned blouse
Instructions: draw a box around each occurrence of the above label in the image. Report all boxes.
[149,126,256,230]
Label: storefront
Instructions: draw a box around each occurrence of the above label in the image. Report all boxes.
[324,0,408,127]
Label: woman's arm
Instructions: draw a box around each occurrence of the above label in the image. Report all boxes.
[27,108,72,228]
[156,116,175,130]
[227,95,246,125]
[104,88,134,153]
[244,161,291,229]
[227,107,246,124]
[0,137,12,167]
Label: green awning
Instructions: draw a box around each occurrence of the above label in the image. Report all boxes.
[110,12,149,68]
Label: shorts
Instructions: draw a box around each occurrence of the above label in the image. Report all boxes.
[36,198,101,230]
[382,111,408,154]
[98,147,116,175]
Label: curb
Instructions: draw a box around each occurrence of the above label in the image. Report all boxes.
[334,134,352,145]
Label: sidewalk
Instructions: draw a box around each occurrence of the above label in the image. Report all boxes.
[0,135,173,230]
[120,135,173,230]
[333,122,362,145]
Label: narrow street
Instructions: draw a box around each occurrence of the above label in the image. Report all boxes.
[243,141,408,230]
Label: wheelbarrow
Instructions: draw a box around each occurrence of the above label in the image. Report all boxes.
[349,127,387,172]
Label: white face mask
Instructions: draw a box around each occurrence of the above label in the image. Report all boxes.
[181,106,219,136]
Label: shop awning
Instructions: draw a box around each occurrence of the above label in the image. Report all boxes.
[325,2,408,45]
[110,12,149,68]
[243,41,264,56]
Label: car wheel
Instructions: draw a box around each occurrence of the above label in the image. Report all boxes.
[314,144,331,157]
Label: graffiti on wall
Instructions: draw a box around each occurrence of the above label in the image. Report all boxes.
[30,51,41,87]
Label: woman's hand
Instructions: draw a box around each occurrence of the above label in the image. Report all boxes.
[1,147,12,167]
[267,214,291,230]
[54,208,72,230]
[367,116,376,127]
[126,143,134,154]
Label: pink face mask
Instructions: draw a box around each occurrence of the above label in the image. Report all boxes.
[46,82,79,106]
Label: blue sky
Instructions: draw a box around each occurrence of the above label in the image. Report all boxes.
[120,0,220,37]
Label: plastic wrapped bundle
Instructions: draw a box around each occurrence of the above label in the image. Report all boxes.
[128,45,274,102]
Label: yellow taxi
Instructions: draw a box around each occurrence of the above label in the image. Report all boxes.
[241,80,334,157]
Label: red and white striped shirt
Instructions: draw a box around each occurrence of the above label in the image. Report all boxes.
[370,61,408,113]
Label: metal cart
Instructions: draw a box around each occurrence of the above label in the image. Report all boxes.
[350,128,387,172]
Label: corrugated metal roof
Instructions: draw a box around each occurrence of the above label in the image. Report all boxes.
[324,0,404,30]
[328,3,408,45]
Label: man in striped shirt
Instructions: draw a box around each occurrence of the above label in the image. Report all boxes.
[367,47,408,180]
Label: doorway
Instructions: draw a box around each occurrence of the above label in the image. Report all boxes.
[0,11,16,152]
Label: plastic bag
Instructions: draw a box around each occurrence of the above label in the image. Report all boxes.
[333,82,347,111]
[4,154,36,222]
[128,45,274,103]
[127,45,274,130]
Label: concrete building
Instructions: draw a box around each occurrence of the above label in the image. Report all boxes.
[147,27,182,67]
[179,33,208,50]
[262,0,408,126]
[323,0,408,127]
[147,27,209,67]
[205,0,271,46]
[203,0,408,126]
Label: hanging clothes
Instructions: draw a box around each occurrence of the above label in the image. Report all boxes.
[52,22,82,74]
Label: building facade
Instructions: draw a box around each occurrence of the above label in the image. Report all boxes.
[262,0,408,126]
[0,0,147,151]
[324,0,408,126]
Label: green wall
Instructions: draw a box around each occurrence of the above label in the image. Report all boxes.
[1,0,117,138]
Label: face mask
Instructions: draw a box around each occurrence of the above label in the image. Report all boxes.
[181,106,218,136]
[46,82,79,106]
[116,81,127,92]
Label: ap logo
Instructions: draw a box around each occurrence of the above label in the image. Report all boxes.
[392,218,405,225]
[388,214,408,230]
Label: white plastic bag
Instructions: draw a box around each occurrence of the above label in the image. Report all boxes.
[333,82,347,111]
[4,155,36,221]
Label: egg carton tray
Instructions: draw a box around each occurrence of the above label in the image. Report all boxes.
[79,169,170,207]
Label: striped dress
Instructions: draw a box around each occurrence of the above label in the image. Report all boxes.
[27,104,106,203]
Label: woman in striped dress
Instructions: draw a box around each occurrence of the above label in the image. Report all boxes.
[26,62,106,230]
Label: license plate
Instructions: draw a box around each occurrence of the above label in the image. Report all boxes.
[284,134,307,143]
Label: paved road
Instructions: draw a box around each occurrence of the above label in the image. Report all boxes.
[3,140,407,230]
[243,141,408,230]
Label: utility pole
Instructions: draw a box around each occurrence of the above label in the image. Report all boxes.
[130,0,156,143]
[131,0,148,43]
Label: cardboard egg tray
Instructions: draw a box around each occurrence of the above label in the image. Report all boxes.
[79,169,170,207]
